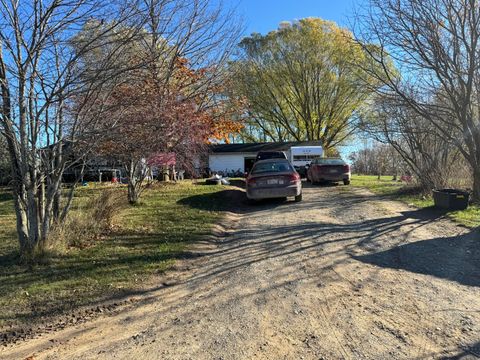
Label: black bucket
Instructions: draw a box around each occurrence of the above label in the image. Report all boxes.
[432,189,470,210]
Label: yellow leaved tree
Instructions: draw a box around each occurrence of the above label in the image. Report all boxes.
[231,18,382,150]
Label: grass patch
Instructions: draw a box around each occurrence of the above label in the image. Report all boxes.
[0,181,230,328]
[351,175,480,228]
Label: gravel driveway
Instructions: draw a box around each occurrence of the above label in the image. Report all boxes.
[3,184,480,360]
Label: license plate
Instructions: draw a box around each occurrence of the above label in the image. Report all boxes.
[267,179,279,185]
[329,169,337,173]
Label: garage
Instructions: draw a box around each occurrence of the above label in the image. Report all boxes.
[209,141,323,175]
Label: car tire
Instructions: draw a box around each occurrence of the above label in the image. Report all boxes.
[247,197,256,205]
[343,180,351,185]
[294,193,303,202]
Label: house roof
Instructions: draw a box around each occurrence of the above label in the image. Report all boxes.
[210,141,322,153]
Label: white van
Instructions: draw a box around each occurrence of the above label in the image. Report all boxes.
[289,146,324,176]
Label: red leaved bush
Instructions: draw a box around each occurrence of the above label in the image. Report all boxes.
[91,56,243,202]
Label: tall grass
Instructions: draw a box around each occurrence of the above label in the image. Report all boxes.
[48,188,126,251]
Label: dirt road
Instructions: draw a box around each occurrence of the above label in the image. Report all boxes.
[2,184,480,359]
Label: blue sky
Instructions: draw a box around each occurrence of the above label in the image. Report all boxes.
[235,0,359,36]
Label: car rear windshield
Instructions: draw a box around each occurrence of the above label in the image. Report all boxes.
[256,152,286,160]
[251,161,293,174]
[315,158,345,165]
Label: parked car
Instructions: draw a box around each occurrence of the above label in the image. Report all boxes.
[255,151,287,162]
[306,158,351,185]
[246,159,302,202]
[290,146,323,178]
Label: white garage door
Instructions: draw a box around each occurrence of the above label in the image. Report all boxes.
[209,154,254,174]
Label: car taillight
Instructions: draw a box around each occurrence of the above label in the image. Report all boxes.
[246,177,256,186]
[287,173,301,183]
[343,165,350,172]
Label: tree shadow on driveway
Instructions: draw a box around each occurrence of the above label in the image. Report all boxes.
[400,207,450,221]
[446,341,480,359]
[353,230,480,287]
[179,184,480,288]
[177,186,296,214]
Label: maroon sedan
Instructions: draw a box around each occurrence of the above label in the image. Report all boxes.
[306,158,351,185]
[246,159,302,203]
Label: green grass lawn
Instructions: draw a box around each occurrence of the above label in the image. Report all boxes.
[0,181,230,328]
[350,175,480,228]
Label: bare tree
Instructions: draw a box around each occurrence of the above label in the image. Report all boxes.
[349,142,405,178]
[0,0,141,260]
[125,0,241,106]
[356,0,480,200]
[361,96,462,190]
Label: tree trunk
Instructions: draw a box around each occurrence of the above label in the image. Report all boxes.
[472,167,480,203]
[127,179,139,204]
[9,147,69,260]
[53,189,61,221]
[13,192,32,259]
[127,160,140,204]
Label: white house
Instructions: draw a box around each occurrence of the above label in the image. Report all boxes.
[209,141,323,175]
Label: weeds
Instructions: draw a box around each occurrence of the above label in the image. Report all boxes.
[49,188,126,250]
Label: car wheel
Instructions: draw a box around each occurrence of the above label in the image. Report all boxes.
[343,180,351,185]
[247,197,256,205]
[294,193,303,202]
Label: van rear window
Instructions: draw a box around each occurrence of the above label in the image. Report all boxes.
[293,155,322,161]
